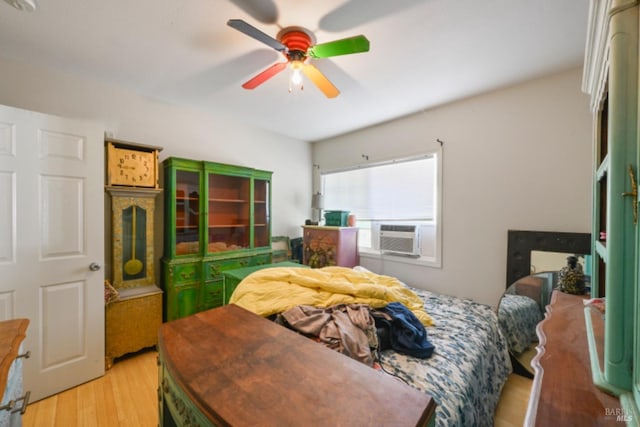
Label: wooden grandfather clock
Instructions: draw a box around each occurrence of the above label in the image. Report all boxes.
[104,138,163,369]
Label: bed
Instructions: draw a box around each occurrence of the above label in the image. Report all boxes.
[498,293,543,354]
[230,266,512,427]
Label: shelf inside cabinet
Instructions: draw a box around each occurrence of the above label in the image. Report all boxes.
[208,175,249,200]
[596,155,609,181]
[209,198,248,203]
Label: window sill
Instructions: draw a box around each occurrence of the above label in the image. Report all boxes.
[358,249,441,268]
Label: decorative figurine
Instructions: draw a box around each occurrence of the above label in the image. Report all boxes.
[557,255,586,295]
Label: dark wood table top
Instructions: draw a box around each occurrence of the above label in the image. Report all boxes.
[527,291,622,426]
[159,304,435,427]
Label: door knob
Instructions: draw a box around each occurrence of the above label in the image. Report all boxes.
[89,262,101,271]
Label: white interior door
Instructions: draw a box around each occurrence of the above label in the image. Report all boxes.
[0,104,105,402]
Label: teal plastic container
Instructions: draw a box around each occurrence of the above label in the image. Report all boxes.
[324,211,349,226]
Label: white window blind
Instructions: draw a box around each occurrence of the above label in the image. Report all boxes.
[322,156,436,221]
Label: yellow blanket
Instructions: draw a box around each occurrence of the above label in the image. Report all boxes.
[229,266,433,326]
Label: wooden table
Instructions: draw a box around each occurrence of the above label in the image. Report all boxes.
[158,304,436,427]
[525,291,622,426]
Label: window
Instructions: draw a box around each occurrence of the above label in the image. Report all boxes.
[321,149,442,267]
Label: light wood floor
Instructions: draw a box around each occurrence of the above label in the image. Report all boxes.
[494,374,533,426]
[24,349,532,426]
[23,350,159,427]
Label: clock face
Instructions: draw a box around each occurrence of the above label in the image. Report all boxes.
[107,145,157,187]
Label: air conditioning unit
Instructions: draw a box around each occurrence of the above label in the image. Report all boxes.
[379,224,420,257]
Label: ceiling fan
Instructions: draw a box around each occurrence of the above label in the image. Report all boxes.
[227,19,370,98]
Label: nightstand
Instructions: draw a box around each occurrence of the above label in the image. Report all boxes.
[302,226,358,268]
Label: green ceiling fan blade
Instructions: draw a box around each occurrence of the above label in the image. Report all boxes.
[308,35,370,59]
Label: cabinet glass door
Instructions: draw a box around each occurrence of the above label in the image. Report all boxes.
[207,173,250,253]
[254,178,270,248]
[175,170,200,255]
[593,98,607,299]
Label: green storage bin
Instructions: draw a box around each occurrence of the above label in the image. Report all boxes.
[324,210,349,226]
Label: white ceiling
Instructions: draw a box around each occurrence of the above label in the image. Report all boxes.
[0,0,589,141]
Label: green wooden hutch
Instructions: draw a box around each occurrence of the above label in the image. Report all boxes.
[162,157,273,321]
[583,0,639,420]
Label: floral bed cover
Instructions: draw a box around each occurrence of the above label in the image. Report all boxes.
[379,287,512,427]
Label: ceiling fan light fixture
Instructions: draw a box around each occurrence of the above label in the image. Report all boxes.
[3,0,37,11]
[291,61,304,86]
[289,60,304,92]
[228,19,369,98]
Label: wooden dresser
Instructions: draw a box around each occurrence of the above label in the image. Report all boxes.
[0,319,30,425]
[158,304,436,427]
[302,226,358,268]
[525,291,622,426]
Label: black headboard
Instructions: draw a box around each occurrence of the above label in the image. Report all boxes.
[506,230,591,288]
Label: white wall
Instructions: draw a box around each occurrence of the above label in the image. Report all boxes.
[0,53,592,307]
[312,67,593,307]
[0,55,313,286]
[0,55,312,241]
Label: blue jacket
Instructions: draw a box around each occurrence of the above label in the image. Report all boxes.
[380,302,435,358]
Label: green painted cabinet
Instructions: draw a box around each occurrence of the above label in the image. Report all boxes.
[583,0,639,419]
[162,157,272,321]
[222,261,308,304]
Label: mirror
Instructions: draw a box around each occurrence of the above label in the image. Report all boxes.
[531,250,586,274]
[500,230,591,377]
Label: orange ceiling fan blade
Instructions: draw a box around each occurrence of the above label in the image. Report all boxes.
[242,62,287,89]
[302,63,340,98]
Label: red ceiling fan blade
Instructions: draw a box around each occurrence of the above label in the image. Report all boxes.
[228,19,287,52]
[242,62,287,89]
[308,35,370,59]
[302,64,340,98]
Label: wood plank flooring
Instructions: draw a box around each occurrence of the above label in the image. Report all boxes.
[494,374,533,426]
[23,349,531,426]
[23,350,158,427]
